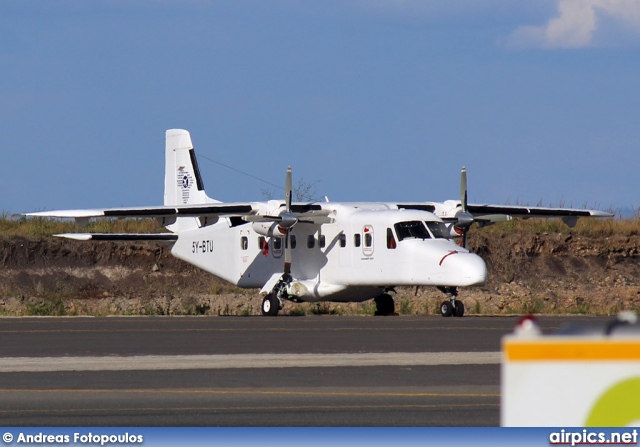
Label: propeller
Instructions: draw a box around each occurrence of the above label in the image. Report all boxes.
[242,166,333,278]
[454,166,474,249]
[279,166,333,275]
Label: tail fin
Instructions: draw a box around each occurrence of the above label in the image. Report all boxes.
[164,129,216,206]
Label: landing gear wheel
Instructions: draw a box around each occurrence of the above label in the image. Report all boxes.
[374,293,395,316]
[261,294,280,316]
[440,301,454,317]
[454,300,464,317]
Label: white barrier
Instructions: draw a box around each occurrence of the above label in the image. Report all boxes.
[501,316,640,427]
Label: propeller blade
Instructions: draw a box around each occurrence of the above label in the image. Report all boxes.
[458,166,470,249]
[285,166,292,212]
[284,230,292,275]
[460,166,468,213]
[284,166,293,276]
[242,215,280,223]
[298,216,335,224]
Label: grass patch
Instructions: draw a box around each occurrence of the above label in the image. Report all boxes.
[472,300,482,315]
[237,305,254,316]
[432,301,444,315]
[475,215,639,239]
[24,297,68,316]
[356,301,376,316]
[397,299,413,315]
[286,306,308,316]
[193,303,211,315]
[0,213,161,240]
[309,303,340,315]
[519,297,545,315]
[572,297,592,315]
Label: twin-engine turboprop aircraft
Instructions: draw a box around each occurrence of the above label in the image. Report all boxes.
[26,129,612,317]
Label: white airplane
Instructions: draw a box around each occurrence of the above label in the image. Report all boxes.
[26,129,612,317]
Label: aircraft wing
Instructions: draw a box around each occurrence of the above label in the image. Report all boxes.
[26,203,256,220]
[396,200,613,229]
[468,205,613,228]
[25,201,335,242]
[466,204,612,219]
[25,203,260,240]
[431,202,613,228]
[25,202,335,223]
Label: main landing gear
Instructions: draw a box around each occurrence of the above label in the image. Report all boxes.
[438,286,464,318]
[261,273,291,316]
[374,292,396,316]
[261,293,281,316]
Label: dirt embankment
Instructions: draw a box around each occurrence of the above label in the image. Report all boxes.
[1,233,639,316]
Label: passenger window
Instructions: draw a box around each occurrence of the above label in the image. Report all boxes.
[354,234,361,247]
[241,236,248,250]
[307,235,315,249]
[363,225,374,256]
[319,235,326,248]
[290,235,297,249]
[272,237,283,258]
[386,228,396,249]
[339,233,346,248]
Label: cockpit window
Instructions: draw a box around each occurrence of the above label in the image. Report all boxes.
[425,221,450,239]
[394,221,431,241]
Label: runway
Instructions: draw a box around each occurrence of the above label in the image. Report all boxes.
[0,315,609,426]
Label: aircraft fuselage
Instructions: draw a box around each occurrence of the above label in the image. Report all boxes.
[170,204,487,302]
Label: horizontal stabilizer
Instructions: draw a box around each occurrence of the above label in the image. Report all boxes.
[55,233,178,241]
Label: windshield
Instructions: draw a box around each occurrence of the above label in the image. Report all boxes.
[394,221,431,241]
[425,221,451,239]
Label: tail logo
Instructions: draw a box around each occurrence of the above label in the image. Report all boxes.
[177,169,193,204]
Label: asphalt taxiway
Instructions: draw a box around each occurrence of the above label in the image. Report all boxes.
[0,315,610,426]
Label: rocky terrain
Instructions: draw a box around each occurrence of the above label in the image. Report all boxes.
[1,231,639,316]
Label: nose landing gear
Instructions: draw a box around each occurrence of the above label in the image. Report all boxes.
[438,286,464,317]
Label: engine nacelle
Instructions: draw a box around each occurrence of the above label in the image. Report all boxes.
[252,221,287,238]
[448,224,464,238]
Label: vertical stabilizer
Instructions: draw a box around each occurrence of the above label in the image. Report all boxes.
[164,129,215,206]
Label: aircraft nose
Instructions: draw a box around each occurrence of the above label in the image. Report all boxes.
[441,251,487,286]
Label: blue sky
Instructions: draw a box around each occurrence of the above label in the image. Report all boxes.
[3,1,639,215]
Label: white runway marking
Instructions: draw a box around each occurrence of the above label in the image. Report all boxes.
[0,352,500,372]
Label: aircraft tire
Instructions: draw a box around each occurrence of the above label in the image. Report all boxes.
[374,293,395,316]
[261,294,280,316]
[440,301,454,317]
[454,300,464,317]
